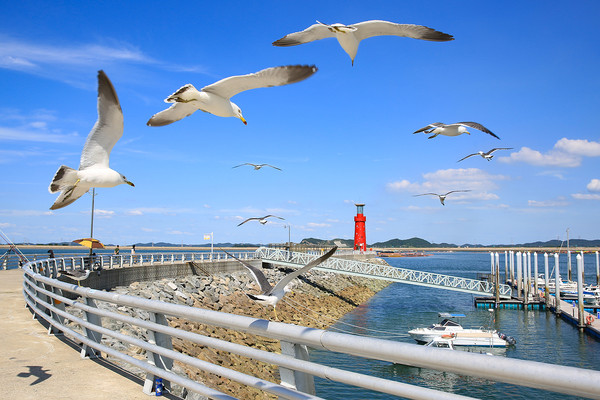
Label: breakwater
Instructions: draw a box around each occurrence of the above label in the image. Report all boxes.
[63,258,391,399]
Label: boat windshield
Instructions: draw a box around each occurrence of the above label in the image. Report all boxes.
[440,319,461,327]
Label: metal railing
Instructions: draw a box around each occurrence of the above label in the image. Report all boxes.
[21,256,600,399]
[256,247,513,298]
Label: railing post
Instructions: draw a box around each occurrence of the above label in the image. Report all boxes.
[279,341,315,395]
[554,253,561,315]
[143,312,173,395]
[151,254,154,266]
[81,297,103,359]
[576,254,585,329]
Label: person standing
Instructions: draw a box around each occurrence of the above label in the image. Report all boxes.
[114,245,120,255]
[131,245,136,255]
[48,250,55,258]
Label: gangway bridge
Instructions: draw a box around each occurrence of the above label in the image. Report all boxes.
[256,247,512,299]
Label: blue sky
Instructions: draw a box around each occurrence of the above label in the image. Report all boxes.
[1,1,599,246]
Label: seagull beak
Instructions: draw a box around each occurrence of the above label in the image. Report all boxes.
[240,116,247,125]
[126,180,135,187]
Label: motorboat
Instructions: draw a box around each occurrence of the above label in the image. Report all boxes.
[408,312,516,348]
[425,337,455,350]
[536,274,578,293]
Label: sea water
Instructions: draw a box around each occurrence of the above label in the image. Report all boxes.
[311,252,600,399]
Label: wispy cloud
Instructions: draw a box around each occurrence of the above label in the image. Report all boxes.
[587,179,600,192]
[126,207,191,216]
[499,138,600,167]
[387,168,508,201]
[528,199,569,207]
[0,209,54,216]
[571,193,600,200]
[0,126,78,143]
[0,34,207,85]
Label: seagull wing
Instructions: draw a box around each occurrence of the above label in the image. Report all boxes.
[264,164,282,171]
[353,20,454,42]
[269,246,337,295]
[222,250,273,293]
[264,215,285,220]
[413,193,439,197]
[201,65,317,99]
[486,147,513,155]
[146,102,199,127]
[79,70,124,170]
[457,153,477,162]
[414,122,444,133]
[456,122,500,139]
[237,217,258,226]
[444,190,471,196]
[233,163,253,168]
[50,184,90,210]
[272,23,335,46]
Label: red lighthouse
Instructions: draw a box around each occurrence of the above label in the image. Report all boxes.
[354,203,366,251]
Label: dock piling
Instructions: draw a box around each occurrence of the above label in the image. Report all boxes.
[544,253,549,307]
[534,252,539,295]
[596,251,599,285]
[554,253,561,315]
[577,254,585,329]
[516,251,522,296]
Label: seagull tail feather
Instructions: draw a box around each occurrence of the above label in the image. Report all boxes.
[48,165,78,194]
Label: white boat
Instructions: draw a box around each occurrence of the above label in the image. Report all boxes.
[408,312,516,348]
[536,274,578,293]
[425,337,455,350]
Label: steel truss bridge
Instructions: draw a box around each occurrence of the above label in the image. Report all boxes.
[255,247,512,299]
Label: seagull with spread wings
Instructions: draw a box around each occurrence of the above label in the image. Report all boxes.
[60,269,92,286]
[273,20,453,65]
[458,148,513,162]
[233,163,282,171]
[414,122,500,140]
[147,65,317,126]
[414,190,471,206]
[48,70,134,210]
[222,247,337,319]
[237,215,285,226]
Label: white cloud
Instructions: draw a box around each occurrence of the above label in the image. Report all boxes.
[0,209,54,216]
[528,199,569,207]
[571,193,600,200]
[0,126,79,143]
[94,209,115,218]
[587,179,600,192]
[126,207,181,216]
[387,168,507,196]
[0,222,14,228]
[306,222,331,228]
[499,138,600,167]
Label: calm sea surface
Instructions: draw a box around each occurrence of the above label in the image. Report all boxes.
[311,252,600,399]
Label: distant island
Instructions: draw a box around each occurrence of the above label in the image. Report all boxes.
[15,237,600,248]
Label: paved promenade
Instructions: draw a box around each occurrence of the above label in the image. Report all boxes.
[1,269,168,400]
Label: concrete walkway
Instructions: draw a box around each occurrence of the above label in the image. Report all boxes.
[1,269,173,400]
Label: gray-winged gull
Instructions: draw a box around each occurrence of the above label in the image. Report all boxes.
[273,20,453,65]
[414,190,471,206]
[237,215,285,226]
[233,163,282,171]
[222,246,337,319]
[458,148,513,162]
[147,65,317,126]
[414,122,500,140]
[48,70,134,210]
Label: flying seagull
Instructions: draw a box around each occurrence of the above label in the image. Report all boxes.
[458,148,513,162]
[48,70,134,210]
[60,269,92,286]
[413,122,500,140]
[414,190,471,206]
[273,20,453,65]
[147,65,317,126]
[233,163,282,171]
[222,246,337,319]
[237,215,285,226]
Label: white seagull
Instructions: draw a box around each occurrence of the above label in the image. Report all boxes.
[60,269,92,286]
[273,20,454,65]
[458,148,513,162]
[222,246,337,319]
[147,65,317,126]
[233,163,282,171]
[48,70,134,210]
[237,215,285,226]
[413,122,500,140]
[414,190,471,206]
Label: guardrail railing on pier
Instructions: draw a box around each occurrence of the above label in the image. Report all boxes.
[21,256,600,399]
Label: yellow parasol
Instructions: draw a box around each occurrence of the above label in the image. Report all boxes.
[73,238,105,249]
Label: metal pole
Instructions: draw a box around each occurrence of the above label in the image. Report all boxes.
[544,253,549,307]
[490,252,494,280]
[534,252,539,295]
[510,251,514,285]
[504,251,508,283]
[554,253,561,315]
[596,251,599,285]
[495,252,500,305]
[580,251,585,286]
[523,252,529,304]
[516,251,522,296]
[566,228,571,281]
[89,188,95,258]
[576,254,584,329]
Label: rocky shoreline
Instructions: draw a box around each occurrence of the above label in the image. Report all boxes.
[65,258,392,399]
